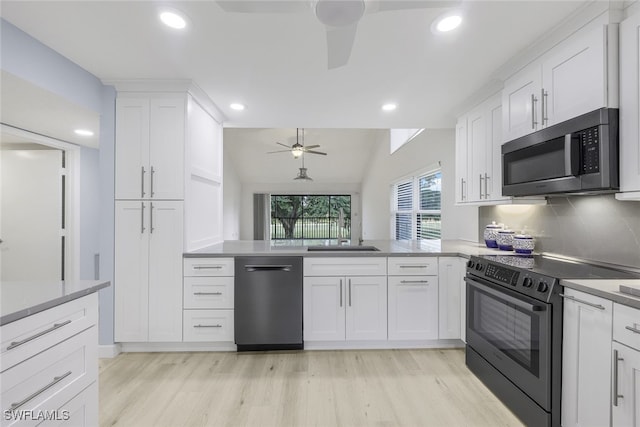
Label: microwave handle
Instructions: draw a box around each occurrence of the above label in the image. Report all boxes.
[564,134,580,176]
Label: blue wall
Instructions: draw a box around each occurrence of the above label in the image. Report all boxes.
[2,18,116,346]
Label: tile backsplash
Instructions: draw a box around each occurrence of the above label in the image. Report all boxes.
[479,194,640,268]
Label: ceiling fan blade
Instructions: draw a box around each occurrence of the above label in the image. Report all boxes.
[303,145,321,150]
[267,149,293,154]
[276,142,292,148]
[326,23,358,69]
[216,1,309,13]
[373,0,461,12]
[305,150,328,156]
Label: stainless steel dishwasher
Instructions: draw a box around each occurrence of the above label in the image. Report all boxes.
[234,256,303,351]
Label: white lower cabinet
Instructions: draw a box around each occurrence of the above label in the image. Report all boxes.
[303,275,387,341]
[182,257,235,343]
[0,294,99,427]
[561,289,613,427]
[612,303,640,426]
[438,257,465,340]
[388,275,437,340]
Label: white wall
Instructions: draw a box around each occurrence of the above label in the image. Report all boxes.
[223,141,241,240]
[361,129,478,241]
[238,182,362,241]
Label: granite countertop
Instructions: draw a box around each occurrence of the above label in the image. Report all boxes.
[1,280,110,326]
[185,239,511,258]
[561,279,640,311]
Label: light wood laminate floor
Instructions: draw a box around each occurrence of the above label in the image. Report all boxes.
[99,349,524,427]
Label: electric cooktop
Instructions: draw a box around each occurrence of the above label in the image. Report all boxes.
[480,254,640,280]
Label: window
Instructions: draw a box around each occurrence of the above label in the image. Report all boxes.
[392,169,442,240]
[270,195,351,241]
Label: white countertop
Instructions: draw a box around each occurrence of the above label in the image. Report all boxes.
[561,279,640,310]
[1,280,110,326]
[185,239,512,258]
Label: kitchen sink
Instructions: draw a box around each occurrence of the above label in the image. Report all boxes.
[307,245,380,252]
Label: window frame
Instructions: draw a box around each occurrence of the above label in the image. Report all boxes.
[390,166,442,241]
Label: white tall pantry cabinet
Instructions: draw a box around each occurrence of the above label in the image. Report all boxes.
[113,83,223,344]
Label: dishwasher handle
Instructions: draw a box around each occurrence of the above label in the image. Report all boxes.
[244,265,292,272]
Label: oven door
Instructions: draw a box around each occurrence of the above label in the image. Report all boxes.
[466,275,552,410]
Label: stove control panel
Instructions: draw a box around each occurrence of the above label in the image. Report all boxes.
[485,263,519,286]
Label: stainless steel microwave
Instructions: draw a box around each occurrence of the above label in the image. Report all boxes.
[502,108,619,197]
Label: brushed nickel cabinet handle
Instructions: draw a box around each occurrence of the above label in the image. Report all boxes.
[541,88,548,125]
[531,94,538,129]
[484,173,490,198]
[193,265,223,270]
[479,174,484,199]
[559,293,605,310]
[193,324,222,328]
[339,279,343,307]
[141,166,146,198]
[399,265,427,269]
[613,349,624,406]
[141,202,145,234]
[10,371,72,410]
[150,202,154,234]
[193,292,223,296]
[400,280,429,284]
[625,325,640,334]
[7,320,72,350]
[150,166,155,198]
[348,279,352,307]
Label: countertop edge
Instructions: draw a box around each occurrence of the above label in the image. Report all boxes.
[184,251,471,258]
[1,281,111,326]
[560,279,640,310]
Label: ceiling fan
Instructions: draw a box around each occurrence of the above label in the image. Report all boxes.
[267,128,327,157]
[216,0,460,69]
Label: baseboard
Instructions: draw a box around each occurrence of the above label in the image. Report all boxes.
[98,344,122,358]
[303,339,464,351]
[119,342,237,352]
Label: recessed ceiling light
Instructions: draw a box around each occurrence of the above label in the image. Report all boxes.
[74,129,94,137]
[382,103,397,112]
[434,13,462,33]
[160,10,187,29]
[230,103,246,111]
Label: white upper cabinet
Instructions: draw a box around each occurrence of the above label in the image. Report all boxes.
[502,17,616,143]
[455,118,468,204]
[617,11,640,199]
[502,65,543,142]
[115,95,185,200]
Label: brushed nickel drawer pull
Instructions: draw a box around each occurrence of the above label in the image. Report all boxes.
[193,324,222,328]
[193,265,223,270]
[625,325,640,334]
[193,292,223,296]
[399,265,428,268]
[10,371,72,410]
[400,280,429,284]
[7,320,72,351]
[613,349,624,406]
[559,294,605,310]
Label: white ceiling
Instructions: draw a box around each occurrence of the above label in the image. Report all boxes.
[224,127,386,183]
[0,0,588,130]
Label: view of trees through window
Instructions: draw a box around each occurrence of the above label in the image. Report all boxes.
[271,195,351,241]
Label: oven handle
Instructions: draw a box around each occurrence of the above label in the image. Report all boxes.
[465,277,546,312]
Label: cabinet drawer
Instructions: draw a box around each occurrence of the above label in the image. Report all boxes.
[1,326,97,426]
[1,294,98,373]
[614,303,640,351]
[184,258,234,277]
[184,277,234,309]
[39,382,98,427]
[183,310,234,342]
[388,257,438,276]
[303,257,387,277]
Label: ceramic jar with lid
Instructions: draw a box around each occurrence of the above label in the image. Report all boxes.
[496,228,515,251]
[483,221,502,248]
[513,232,535,254]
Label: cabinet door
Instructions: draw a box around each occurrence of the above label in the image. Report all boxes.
[303,276,345,341]
[114,201,149,342]
[561,289,613,427]
[455,117,468,203]
[149,98,185,200]
[115,98,150,200]
[388,276,437,340]
[612,342,640,427]
[148,201,184,342]
[502,65,542,142]
[620,13,640,193]
[487,98,507,201]
[467,107,487,202]
[438,257,464,340]
[345,276,387,341]
[543,25,606,127]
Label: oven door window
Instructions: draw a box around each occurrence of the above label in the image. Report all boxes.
[469,283,542,376]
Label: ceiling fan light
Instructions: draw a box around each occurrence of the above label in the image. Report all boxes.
[159,9,187,29]
[433,13,462,33]
[292,147,304,158]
